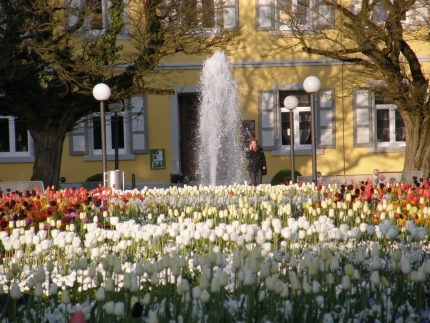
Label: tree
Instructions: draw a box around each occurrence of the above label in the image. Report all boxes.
[268,0,430,175]
[0,0,240,188]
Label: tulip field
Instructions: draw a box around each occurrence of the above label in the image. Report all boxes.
[1,178,430,323]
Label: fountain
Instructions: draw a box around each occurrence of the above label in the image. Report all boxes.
[197,51,245,185]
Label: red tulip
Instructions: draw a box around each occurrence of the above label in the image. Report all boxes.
[69,310,86,323]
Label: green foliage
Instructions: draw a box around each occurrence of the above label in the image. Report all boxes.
[88,0,124,66]
[85,173,103,182]
[170,173,184,183]
[270,169,302,185]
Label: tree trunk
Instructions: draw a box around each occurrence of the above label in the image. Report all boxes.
[29,126,68,190]
[403,113,430,178]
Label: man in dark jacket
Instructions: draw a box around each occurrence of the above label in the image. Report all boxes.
[246,139,266,185]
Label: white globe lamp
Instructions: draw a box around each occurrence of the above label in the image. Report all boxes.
[284,95,299,111]
[303,76,321,183]
[93,83,111,101]
[93,83,111,185]
[303,76,321,93]
[283,95,298,183]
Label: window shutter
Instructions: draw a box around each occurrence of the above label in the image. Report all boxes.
[258,91,278,150]
[69,120,89,156]
[256,0,275,31]
[67,0,82,27]
[107,1,112,26]
[316,89,335,149]
[315,0,334,29]
[128,95,148,154]
[120,0,130,35]
[413,0,429,26]
[353,89,373,148]
[370,2,387,24]
[350,0,361,15]
[222,0,239,30]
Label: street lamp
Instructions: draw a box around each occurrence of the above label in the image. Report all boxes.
[93,83,111,184]
[284,95,298,183]
[109,102,124,170]
[303,76,321,183]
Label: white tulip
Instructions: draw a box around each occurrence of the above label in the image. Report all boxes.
[114,302,124,316]
[192,286,202,299]
[61,290,70,304]
[96,287,106,301]
[370,271,381,285]
[200,289,210,303]
[104,301,115,314]
[341,276,351,290]
[49,283,58,295]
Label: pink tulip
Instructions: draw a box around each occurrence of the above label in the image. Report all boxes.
[69,311,86,323]
[373,169,379,175]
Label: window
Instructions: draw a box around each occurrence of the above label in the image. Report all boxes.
[92,114,126,154]
[202,0,216,28]
[176,0,238,31]
[69,95,148,159]
[258,87,335,155]
[351,0,429,29]
[67,0,129,36]
[0,117,31,156]
[256,0,334,32]
[88,0,104,30]
[353,89,405,152]
[279,91,312,149]
[180,0,215,28]
[375,94,405,145]
[0,116,34,163]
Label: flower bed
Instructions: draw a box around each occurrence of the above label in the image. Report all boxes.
[0,179,430,322]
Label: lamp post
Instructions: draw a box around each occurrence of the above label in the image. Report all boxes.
[303,76,321,183]
[93,83,111,185]
[284,95,298,183]
[109,102,123,170]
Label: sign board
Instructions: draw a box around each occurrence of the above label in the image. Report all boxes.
[150,149,165,170]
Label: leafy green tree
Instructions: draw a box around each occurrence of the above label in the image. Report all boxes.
[0,0,240,188]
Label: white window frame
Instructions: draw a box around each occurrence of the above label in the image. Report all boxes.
[351,0,428,30]
[82,108,136,161]
[258,0,333,34]
[276,0,313,31]
[67,0,129,38]
[0,116,34,163]
[90,111,128,156]
[353,87,406,153]
[374,104,405,148]
[280,106,312,150]
[259,84,334,156]
[401,2,430,29]
[178,0,238,36]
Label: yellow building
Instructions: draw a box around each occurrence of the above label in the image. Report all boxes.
[1,0,426,187]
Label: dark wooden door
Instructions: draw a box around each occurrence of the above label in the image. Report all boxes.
[179,94,199,180]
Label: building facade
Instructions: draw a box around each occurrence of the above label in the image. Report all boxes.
[1,0,427,186]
